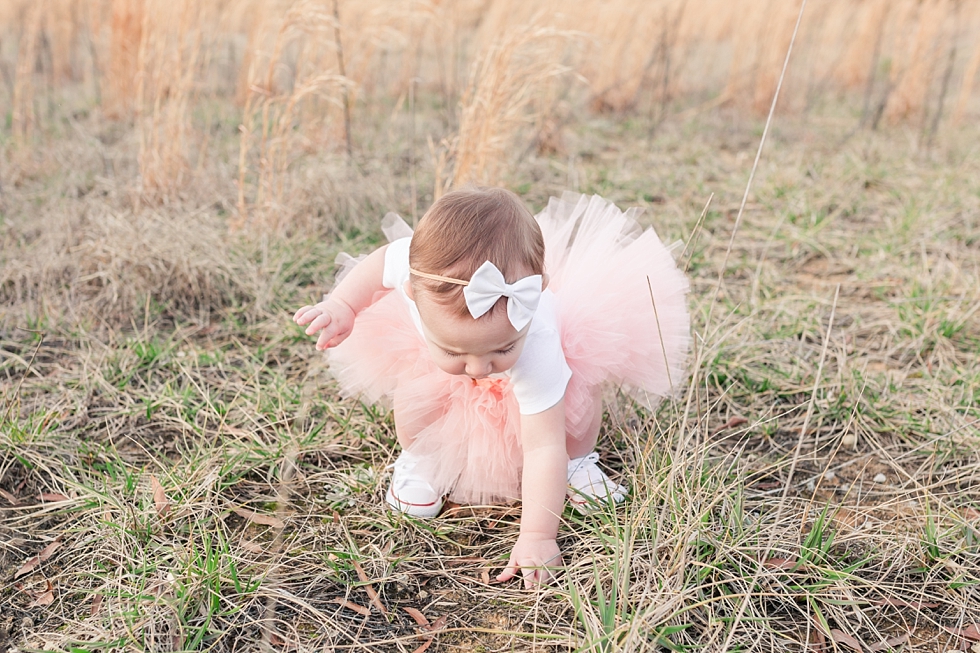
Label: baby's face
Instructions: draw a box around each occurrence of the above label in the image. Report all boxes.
[414,291,528,379]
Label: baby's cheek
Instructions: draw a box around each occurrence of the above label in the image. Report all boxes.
[496,354,520,373]
[432,357,461,376]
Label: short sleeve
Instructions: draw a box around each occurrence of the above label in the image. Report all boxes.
[507,293,572,414]
[383,237,411,291]
[509,328,571,414]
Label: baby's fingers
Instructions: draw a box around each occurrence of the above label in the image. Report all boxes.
[496,558,520,583]
[305,312,333,336]
[323,330,351,349]
[293,305,319,324]
[316,327,346,350]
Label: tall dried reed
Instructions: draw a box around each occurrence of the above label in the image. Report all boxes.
[3,0,980,200]
[235,1,353,230]
[104,0,144,118]
[10,1,44,140]
[443,24,576,194]
[134,0,205,198]
[883,0,949,123]
[953,30,980,123]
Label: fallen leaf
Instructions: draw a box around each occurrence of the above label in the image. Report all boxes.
[39,492,70,502]
[410,640,435,653]
[408,615,446,653]
[240,538,264,554]
[268,632,296,650]
[711,416,748,436]
[867,634,910,651]
[331,597,371,617]
[352,560,387,615]
[945,625,980,642]
[233,507,285,529]
[0,488,20,504]
[404,607,429,627]
[871,598,939,609]
[830,629,864,652]
[90,594,103,616]
[28,580,54,608]
[948,639,971,653]
[14,540,61,578]
[32,589,56,606]
[809,625,827,652]
[38,540,61,562]
[150,476,170,517]
[481,570,491,584]
[423,615,447,632]
[763,557,799,570]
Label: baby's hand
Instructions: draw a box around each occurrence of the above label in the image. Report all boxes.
[497,533,563,589]
[293,299,356,350]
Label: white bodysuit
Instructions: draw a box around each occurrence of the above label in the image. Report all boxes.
[382,237,572,415]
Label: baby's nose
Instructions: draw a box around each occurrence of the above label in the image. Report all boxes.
[466,357,491,378]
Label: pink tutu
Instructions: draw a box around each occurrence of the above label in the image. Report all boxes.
[327,192,690,505]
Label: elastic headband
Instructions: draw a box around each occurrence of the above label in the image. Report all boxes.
[409,261,542,331]
[408,269,469,286]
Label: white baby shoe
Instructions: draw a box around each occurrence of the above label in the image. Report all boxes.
[385,450,444,518]
[566,452,629,514]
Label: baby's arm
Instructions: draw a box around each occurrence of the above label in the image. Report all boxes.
[497,399,567,588]
[293,245,388,350]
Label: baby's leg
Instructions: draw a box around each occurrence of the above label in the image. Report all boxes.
[566,386,602,459]
[392,389,443,450]
[564,385,627,511]
[388,388,444,518]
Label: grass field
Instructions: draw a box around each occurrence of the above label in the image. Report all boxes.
[2,1,980,651]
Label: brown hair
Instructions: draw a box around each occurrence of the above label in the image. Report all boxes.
[409,186,544,319]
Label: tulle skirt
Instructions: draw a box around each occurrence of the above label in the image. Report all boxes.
[327,192,690,504]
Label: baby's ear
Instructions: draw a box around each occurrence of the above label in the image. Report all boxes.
[541,273,550,291]
[404,279,415,300]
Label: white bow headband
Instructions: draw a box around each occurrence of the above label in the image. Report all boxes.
[409,261,542,331]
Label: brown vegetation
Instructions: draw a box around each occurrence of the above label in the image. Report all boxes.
[2,0,978,199]
[1,1,979,651]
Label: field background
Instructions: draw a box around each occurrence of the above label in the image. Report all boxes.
[2,0,980,651]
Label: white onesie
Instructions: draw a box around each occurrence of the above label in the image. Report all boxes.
[382,237,572,415]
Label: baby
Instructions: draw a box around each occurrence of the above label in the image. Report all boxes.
[295,187,690,586]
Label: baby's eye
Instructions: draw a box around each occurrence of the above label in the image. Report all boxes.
[495,345,516,355]
[443,350,462,358]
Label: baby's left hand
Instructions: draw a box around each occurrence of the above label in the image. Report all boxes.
[497,533,563,589]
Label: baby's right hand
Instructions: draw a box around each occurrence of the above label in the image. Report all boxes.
[293,299,356,350]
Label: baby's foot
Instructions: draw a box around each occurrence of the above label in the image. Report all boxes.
[386,450,444,518]
[566,452,628,514]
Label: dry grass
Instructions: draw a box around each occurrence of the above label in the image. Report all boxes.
[235,1,353,231]
[2,92,980,650]
[4,0,979,188]
[1,1,980,651]
[442,24,576,194]
[134,0,207,199]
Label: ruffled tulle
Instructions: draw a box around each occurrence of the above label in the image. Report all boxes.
[541,192,690,409]
[326,193,690,504]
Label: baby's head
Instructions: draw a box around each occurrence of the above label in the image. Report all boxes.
[408,187,545,378]
[409,187,544,315]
